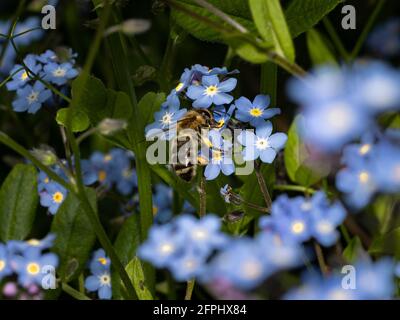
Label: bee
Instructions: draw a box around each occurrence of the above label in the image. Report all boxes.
[171,109,219,182]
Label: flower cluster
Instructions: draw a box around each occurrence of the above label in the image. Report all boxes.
[38,148,137,215]
[285,258,396,300]
[288,61,400,152]
[139,214,303,289]
[336,132,400,209]
[259,192,347,247]
[6,49,79,113]
[145,65,287,180]
[139,214,227,281]
[84,249,112,300]
[0,17,44,76]
[0,234,58,291]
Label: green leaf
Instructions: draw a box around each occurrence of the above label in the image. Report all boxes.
[125,257,154,300]
[306,28,337,66]
[0,164,38,241]
[369,227,400,259]
[240,164,275,218]
[223,35,269,64]
[112,214,141,299]
[284,117,327,186]
[56,108,90,133]
[71,72,133,126]
[51,189,97,282]
[343,237,364,263]
[285,0,344,38]
[171,0,342,48]
[249,0,295,62]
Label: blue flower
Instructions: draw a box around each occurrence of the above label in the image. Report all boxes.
[202,237,270,290]
[39,182,67,214]
[186,75,237,109]
[238,121,287,163]
[352,61,400,113]
[89,249,110,275]
[43,62,79,86]
[85,268,112,300]
[37,171,51,192]
[138,224,185,268]
[234,95,281,126]
[308,192,347,247]
[13,247,58,288]
[213,105,235,129]
[370,140,400,194]
[0,45,16,75]
[286,258,396,300]
[266,194,313,243]
[336,158,377,210]
[37,50,58,64]
[0,244,13,280]
[145,104,187,140]
[116,168,137,195]
[12,81,52,114]
[6,55,41,91]
[169,249,207,281]
[203,129,235,180]
[220,184,231,203]
[176,214,227,256]
[367,18,400,57]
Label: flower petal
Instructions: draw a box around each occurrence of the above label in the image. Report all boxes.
[218,78,237,92]
[260,148,277,163]
[269,133,288,150]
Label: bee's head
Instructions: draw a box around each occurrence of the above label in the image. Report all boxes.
[197,109,216,128]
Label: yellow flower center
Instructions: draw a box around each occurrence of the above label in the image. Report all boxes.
[0,260,5,272]
[291,221,305,234]
[205,85,218,96]
[359,144,371,155]
[44,177,50,184]
[359,171,370,184]
[26,262,40,275]
[21,71,29,81]
[213,150,223,161]
[175,82,184,92]
[217,119,225,128]
[52,191,64,203]
[98,257,108,265]
[160,243,174,255]
[98,170,107,182]
[152,206,159,216]
[104,154,113,162]
[193,229,207,240]
[27,239,41,246]
[184,259,196,270]
[249,108,263,117]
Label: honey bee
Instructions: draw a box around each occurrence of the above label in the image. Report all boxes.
[171,109,219,182]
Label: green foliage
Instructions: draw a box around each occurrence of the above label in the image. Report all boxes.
[56,108,90,133]
[307,28,338,66]
[51,189,97,282]
[343,237,364,263]
[0,164,38,241]
[284,116,325,187]
[249,0,295,62]
[112,214,141,299]
[171,0,342,64]
[369,227,400,259]
[125,257,154,300]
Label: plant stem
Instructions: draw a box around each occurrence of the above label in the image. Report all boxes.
[62,283,91,300]
[199,175,207,217]
[185,279,195,300]
[344,215,372,249]
[273,184,316,194]
[254,161,272,211]
[260,62,277,105]
[350,0,386,60]
[322,17,350,61]
[314,242,329,276]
